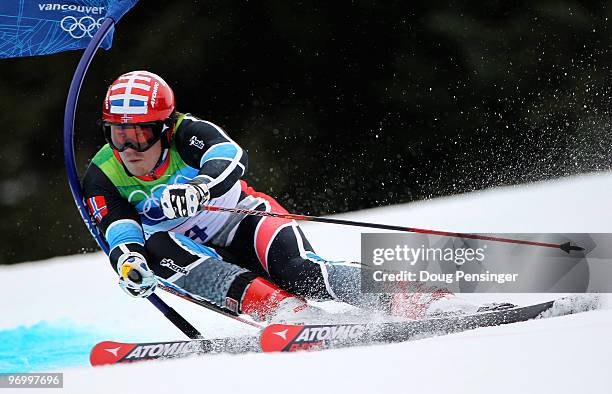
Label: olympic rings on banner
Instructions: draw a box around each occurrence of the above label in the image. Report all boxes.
[60,16,104,39]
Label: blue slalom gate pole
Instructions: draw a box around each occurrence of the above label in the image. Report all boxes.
[62,16,201,340]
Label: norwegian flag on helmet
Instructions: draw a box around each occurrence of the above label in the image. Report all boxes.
[86,196,108,223]
[102,70,175,124]
[109,71,151,116]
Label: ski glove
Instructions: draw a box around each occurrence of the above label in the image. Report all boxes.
[117,252,157,298]
[160,181,210,219]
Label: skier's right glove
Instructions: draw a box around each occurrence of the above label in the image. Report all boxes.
[117,252,157,298]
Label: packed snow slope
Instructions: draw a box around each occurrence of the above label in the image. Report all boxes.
[1,171,611,394]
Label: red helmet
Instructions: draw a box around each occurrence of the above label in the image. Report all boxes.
[102,70,175,124]
[102,71,176,152]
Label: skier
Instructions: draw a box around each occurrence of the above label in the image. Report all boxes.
[83,70,491,324]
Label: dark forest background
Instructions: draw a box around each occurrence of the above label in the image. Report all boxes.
[0,1,611,264]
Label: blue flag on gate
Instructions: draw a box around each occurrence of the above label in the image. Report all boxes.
[0,0,138,59]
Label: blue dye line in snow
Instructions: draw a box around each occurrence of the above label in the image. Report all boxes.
[0,321,121,372]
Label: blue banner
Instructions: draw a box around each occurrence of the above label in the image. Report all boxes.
[0,0,138,59]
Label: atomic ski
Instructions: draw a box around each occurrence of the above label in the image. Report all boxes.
[91,301,552,365]
[90,336,260,366]
[91,296,599,365]
[259,300,555,352]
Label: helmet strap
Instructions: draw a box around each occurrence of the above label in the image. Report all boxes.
[161,111,178,150]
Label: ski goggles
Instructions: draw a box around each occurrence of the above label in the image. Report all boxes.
[103,121,167,152]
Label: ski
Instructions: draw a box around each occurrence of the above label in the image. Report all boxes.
[91,296,599,365]
[259,300,555,352]
[91,301,552,365]
[90,336,260,366]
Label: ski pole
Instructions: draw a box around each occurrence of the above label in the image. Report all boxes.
[147,293,203,338]
[203,205,584,253]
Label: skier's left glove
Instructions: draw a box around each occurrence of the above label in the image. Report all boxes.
[160,181,210,219]
[117,252,157,298]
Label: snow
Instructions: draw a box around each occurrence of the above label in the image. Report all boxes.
[1,171,611,393]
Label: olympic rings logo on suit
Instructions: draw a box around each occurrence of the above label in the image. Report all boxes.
[128,185,167,221]
[60,16,104,39]
[127,176,193,221]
